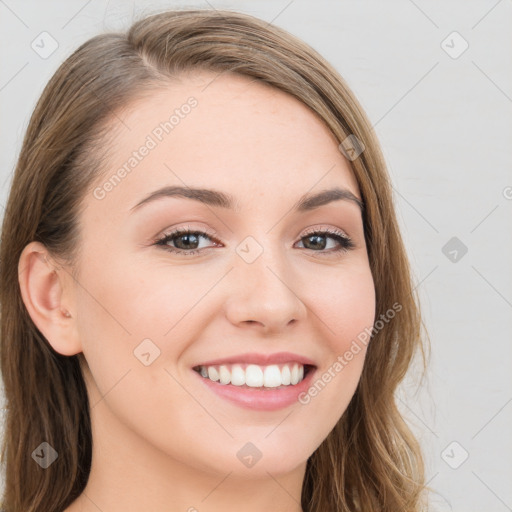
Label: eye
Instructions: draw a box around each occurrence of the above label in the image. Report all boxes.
[153,226,355,256]
[154,227,220,256]
[296,227,355,255]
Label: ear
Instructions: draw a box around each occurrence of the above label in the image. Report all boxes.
[18,241,82,356]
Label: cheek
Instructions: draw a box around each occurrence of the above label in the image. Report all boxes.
[307,262,376,347]
[73,253,217,399]
[295,263,375,422]
[75,250,203,344]
[73,262,210,464]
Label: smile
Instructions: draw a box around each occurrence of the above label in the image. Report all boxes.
[193,362,314,389]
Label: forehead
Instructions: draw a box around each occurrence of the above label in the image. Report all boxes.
[85,70,360,220]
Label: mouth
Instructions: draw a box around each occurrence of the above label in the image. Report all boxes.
[192,362,316,390]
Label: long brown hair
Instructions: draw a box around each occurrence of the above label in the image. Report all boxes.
[0,8,431,511]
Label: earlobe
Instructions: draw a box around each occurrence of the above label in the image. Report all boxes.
[18,241,82,356]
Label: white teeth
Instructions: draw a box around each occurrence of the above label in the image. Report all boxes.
[291,364,299,385]
[219,365,231,384]
[196,362,309,388]
[263,365,282,388]
[208,366,219,382]
[230,364,246,386]
[245,364,263,387]
[281,365,291,385]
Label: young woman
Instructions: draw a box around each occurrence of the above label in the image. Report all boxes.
[0,8,430,512]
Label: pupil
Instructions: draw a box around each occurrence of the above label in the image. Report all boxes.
[305,235,325,250]
[179,233,198,249]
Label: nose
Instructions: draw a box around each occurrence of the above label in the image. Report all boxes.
[224,245,307,334]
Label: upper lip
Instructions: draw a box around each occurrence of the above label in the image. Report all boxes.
[193,351,317,368]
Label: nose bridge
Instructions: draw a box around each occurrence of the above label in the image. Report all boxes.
[236,232,290,289]
[224,233,307,331]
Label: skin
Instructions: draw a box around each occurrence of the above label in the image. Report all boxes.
[19,70,376,512]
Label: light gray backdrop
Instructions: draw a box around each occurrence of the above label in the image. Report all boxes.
[1,1,511,511]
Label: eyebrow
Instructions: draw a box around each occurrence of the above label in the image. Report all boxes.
[129,185,364,214]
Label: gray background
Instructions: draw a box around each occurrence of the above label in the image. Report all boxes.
[1,1,511,510]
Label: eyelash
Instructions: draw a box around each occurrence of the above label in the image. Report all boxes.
[154,226,355,257]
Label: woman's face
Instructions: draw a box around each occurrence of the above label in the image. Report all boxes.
[70,71,375,478]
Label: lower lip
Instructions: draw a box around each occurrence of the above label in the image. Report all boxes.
[193,367,316,411]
